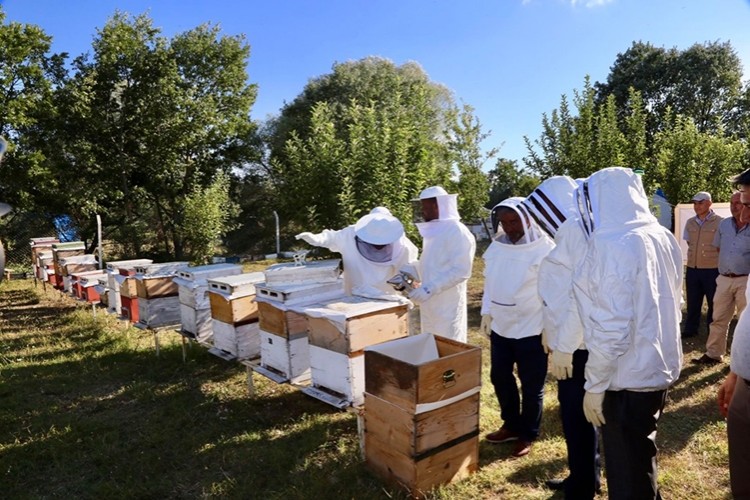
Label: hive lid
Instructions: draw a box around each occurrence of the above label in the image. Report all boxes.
[176,263,243,282]
[263,259,341,286]
[106,259,153,272]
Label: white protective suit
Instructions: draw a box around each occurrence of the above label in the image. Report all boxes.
[296,207,418,298]
[524,176,588,354]
[572,167,683,393]
[482,198,555,339]
[413,186,476,342]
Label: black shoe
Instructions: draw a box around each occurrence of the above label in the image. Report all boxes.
[692,354,721,365]
[545,478,566,490]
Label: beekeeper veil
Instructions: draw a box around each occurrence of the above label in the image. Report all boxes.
[522,175,578,238]
[490,196,541,245]
[353,207,405,264]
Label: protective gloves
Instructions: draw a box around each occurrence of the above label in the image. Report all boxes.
[295,231,324,246]
[480,314,492,336]
[550,350,573,380]
[583,391,606,427]
[408,284,432,305]
[352,285,413,309]
[541,329,550,354]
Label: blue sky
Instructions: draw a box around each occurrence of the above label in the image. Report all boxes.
[3,0,750,168]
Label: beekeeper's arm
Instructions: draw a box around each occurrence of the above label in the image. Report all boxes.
[295,228,347,252]
[410,230,475,303]
[576,241,635,425]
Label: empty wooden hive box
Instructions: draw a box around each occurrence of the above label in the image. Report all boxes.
[134,261,189,328]
[173,263,243,341]
[106,259,153,315]
[207,272,265,359]
[363,333,482,497]
[255,279,345,384]
[291,294,409,408]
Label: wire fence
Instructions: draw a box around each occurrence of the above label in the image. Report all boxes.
[0,211,59,275]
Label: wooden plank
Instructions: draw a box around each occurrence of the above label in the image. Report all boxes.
[363,392,479,456]
[364,432,478,498]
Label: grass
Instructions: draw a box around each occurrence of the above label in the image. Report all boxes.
[0,259,733,499]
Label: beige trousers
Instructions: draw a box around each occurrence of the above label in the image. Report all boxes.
[706,274,747,359]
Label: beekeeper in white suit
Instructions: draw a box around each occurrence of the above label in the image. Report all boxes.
[522,176,600,498]
[408,186,475,342]
[295,207,418,299]
[572,167,682,500]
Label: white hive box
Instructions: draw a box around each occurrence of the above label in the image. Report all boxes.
[135,261,189,328]
[106,259,153,315]
[80,272,107,303]
[291,295,409,408]
[173,263,243,341]
[255,279,345,384]
[35,251,54,281]
[93,274,109,307]
[263,259,341,286]
[30,238,58,281]
[208,272,266,358]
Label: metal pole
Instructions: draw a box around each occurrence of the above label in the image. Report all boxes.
[273,210,280,256]
[96,214,103,269]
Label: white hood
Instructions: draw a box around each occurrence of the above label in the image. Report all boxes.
[490,196,542,244]
[523,175,578,237]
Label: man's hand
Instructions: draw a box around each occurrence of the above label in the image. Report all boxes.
[541,330,550,354]
[295,232,323,246]
[583,391,606,427]
[719,371,739,418]
[550,350,573,380]
[480,314,492,336]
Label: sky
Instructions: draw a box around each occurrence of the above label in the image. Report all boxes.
[3,0,750,167]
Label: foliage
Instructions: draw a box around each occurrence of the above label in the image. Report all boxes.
[487,158,540,208]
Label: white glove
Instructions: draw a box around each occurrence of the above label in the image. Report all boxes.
[550,350,573,380]
[541,329,550,354]
[408,284,432,305]
[583,391,606,427]
[480,314,492,336]
[352,285,414,309]
[295,231,323,246]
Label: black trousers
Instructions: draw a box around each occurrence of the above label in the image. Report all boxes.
[558,349,601,499]
[601,389,668,500]
[684,266,719,334]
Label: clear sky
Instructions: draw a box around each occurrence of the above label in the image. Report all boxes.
[3,0,750,168]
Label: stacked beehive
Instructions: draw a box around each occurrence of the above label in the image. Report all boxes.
[134,262,188,328]
[50,241,85,289]
[255,272,345,384]
[105,259,153,315]
[207,272,266,359]
[70,269,105,299]
[79,271,108,303]
[117,265,141,321]
[93,274,110,307]
[30,237,58,281]
[173,263,243,341]
[363,333,482,497]
[35,250,55,283]
[59,255,98,293]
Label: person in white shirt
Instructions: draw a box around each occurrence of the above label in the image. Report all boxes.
[481,197,554,458]
[573,167,683,500]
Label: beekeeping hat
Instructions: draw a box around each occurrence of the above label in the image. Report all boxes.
[354,207,404,245]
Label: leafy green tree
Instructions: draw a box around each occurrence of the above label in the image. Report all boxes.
[487,158,540,208]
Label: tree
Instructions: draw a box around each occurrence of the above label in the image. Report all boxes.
[487,158,540,208]
[42,12,258,260]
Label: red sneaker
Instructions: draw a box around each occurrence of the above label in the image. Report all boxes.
[485,428,519,444]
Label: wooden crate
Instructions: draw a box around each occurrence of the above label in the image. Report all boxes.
[364,334,482,414]
[259,330,311,383]
[263,259,341,286]
[213,319,261,359]
[364,430,478,498]
[138,296,181,328]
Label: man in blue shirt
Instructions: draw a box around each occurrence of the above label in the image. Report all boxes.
[694,191,750,364]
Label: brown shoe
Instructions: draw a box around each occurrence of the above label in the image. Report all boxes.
[485,427,519,444]
[512,440,532,457]
[692,354,721,365]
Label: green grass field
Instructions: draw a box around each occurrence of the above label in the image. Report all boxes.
[0,260,733,499]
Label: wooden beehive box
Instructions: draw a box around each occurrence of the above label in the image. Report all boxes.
[213,319,261,359]
[106,259,153,315]
[363,334,481,496]
[80,272,107,303]
[208,273,266,326]
[51,241,85,282]
[117,267,141,321]
[174,264,243,339]
[70,269,105,299]
[263,259,341,286]
[93,275,109,307]
[138,296,182,328]
[30,238,58,280]
[35,251,54,281]
[134,261,188,299]
[292,296,409,408]
[255,280,345,384]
